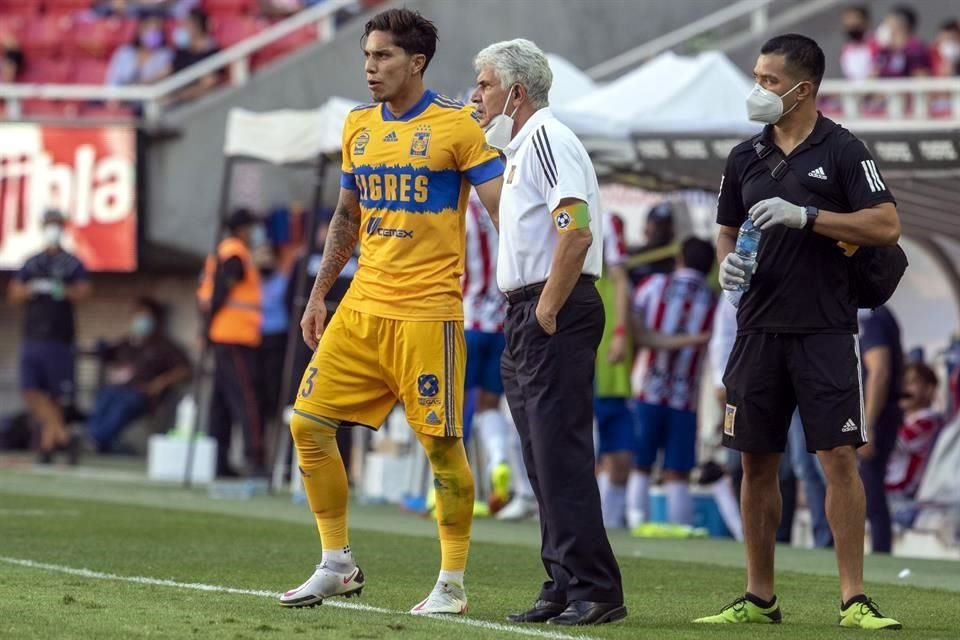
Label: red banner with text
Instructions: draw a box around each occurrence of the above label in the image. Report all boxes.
[0,124,137,272]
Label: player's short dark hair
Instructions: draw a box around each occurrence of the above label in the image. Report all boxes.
[905,362,938,388]
[760,34,826,88]
[890,5,918,32]
[843,4,870,21]
[681,237,715,275]
[940,18,960,33]
[363,8,438,75]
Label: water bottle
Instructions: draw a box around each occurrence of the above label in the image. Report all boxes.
[735,218,761,292]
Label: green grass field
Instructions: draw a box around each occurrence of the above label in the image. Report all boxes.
[1,457,957,640]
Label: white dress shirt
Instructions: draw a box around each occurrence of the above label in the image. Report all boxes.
[497,107,603,292]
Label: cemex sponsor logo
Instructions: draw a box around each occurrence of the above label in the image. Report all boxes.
[366,217,413,239]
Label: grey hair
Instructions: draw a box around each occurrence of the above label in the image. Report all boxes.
[474,39,552,109]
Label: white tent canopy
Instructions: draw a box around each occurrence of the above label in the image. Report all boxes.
[546,53,597,108]
[556,51,758,138]
[223,96,359,164]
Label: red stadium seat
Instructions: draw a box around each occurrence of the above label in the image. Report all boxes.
[0,15,27,42]
[203,0,256,16]
[43,0,92,15]
[0,0,42,17]
[213,15,266,48]
[72,57,108,84]
[21,98,80,118]
[252,24,317,69]
[20,56,71,83]
[66,17,136,59]
[21,15,72,58]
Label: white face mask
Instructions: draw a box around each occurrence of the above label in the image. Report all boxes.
[43,225,63,247]
[940,40,960,63]
[745,81,803,124]
[484,85,520,150]
[876,23,894,48]
[249,224,267,248]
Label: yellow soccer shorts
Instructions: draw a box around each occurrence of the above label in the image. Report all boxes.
[295,306,465,437]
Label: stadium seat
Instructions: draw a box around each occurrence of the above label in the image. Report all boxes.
[19,56,71,83]
[252,24,317,69]
[65,18,134,59]
[21,15,72,58]
[72,58,109,84]
[0,0,41,17]
[21,98,80,118]
[213,16,266,48]
[43,0,92,15]
[0,16,27,41]
[203,0,256,16]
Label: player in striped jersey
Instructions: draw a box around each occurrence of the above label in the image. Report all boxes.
[462,192,534,519]
[626,238,716,528]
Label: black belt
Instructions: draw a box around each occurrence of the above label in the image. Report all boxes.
[504,274,597,305]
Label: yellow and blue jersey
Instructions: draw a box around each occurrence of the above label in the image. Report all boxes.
[339,89,503,321]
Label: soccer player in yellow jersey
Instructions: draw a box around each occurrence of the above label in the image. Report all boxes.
[279,8,504,615]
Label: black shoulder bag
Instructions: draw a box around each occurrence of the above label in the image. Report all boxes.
[751,136,907,309]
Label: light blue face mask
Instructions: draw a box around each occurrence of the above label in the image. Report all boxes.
[173,27,191,49]
[131,314,155,338]
[249,225,267,248]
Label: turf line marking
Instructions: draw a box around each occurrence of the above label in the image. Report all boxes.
[0,557,595,640]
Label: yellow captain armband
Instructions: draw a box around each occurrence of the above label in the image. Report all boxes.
[553,202,590,233]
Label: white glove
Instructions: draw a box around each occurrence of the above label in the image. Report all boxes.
[719,252,748,291]
[749,197,806,230]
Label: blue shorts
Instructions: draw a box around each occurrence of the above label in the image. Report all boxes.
[20,341,76,404]
[464,330,505,396]
[633,402,697,472]
[594,397,634,455]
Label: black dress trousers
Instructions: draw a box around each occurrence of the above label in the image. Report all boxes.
[500,280,624,604]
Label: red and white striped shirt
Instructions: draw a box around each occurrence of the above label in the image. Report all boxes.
[603,211,628,269]
[631,269,716,411]
[463,192,506,332]
[885,408,943,496]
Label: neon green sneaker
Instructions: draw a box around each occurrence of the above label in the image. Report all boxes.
[839,597,902,630]
[694,595,782,624]
[491,462,511,504]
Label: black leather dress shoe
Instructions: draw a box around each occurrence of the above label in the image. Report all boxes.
[547,600,627,625]
[506,599,567,623]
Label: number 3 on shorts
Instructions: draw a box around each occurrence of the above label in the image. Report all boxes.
[300,367,318,398]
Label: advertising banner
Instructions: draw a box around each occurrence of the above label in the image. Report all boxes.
[0,124,137,272]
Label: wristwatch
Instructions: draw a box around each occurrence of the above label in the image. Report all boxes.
[803,205,819,230]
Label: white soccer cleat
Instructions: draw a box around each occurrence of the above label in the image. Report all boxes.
[279,563,364,607]
[410,581,468,615]
[495,495,538,521]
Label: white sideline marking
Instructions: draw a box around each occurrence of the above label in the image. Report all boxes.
[0,509,80,516]
[0,557,595,640]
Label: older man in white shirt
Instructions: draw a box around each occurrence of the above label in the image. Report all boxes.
[471,38,625,627]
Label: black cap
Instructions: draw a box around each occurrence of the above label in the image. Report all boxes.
[42,209,65,225]
[226,208,257,232]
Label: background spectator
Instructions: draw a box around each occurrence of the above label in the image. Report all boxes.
[6,210,92,464]
[858,305,904,554]
[254,244,289,444]
[169,9,221,102]
[95,0,199,18]
[931,19,960,77]
[873,5,932,78]
[885,362,943,499]
[627,202,677,286]
[840,4,875,81]
[1,38,24,84]
[86,298,192,453]
[106,14,174,86]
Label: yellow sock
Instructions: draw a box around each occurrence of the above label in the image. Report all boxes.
[415,431,474,573]
[290,411,349,550]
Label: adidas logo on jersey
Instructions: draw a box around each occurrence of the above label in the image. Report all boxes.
[426,411,442,425]
[383,130,398,142]
[808,166,828,180]
[841,419,858,433]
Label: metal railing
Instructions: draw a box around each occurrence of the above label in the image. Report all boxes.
[818,77,960,128]
[0,0,358,124]
[586,0,844,81]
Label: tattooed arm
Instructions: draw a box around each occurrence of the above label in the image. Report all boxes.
[300,187,362,350]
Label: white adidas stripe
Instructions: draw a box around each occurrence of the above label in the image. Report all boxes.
[0,557,595,640]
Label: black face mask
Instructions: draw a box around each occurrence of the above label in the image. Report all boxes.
[259,266,276,277]
[846,28,866,42]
